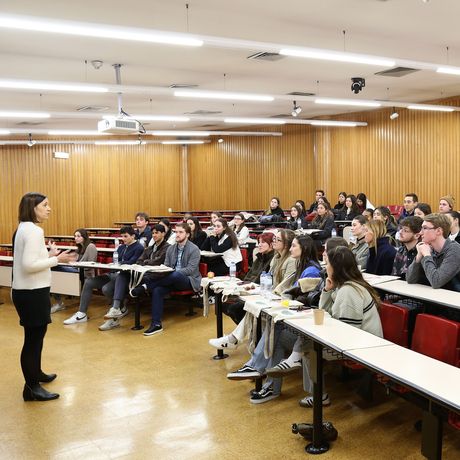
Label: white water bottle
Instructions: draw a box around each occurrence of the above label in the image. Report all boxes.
[229,261,237,279]
[265,272,273,298]
[260,271,267,295]
[113,238,120,265]
[331,226,337,237]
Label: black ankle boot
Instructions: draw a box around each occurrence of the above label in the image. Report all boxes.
[39,372,57,383]
[23,384,59,401]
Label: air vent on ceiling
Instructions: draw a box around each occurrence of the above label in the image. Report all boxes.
[286,91,315,97]
[76,105,109,112]
[16,121,45,126]
[375,67,419,77]
[247,52,285,62]
[184,110,223,115]
[169,84,199,89]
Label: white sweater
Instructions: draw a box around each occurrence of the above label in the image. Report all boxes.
[12,222,58,290]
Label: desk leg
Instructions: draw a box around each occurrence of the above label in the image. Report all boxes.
[253,315,263,392]
[213,292,228,360]
[305,340,329,454]
[131,299,144,331]
[421,402,443,460]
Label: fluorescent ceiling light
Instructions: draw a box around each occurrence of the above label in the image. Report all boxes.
[0,14,203,47]
[151,130,210,136]
[48,130,103,135]
[122,115,190,122]
[279,49,395,67]
[94,140,146,145]
[436,66,460,76]
[315,98,381,108]
[407,105,455,112]
[174,90,274,102]
[0,129,11,135]
[54,151,69,159]
[0,111,50,118]
[162,140,205,144]
[310,121,360,127]
[0,79,108,93]
[224,117,286,125]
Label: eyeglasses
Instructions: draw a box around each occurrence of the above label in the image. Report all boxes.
[421,225,436,231]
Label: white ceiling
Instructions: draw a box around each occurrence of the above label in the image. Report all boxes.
[1,0,460,133]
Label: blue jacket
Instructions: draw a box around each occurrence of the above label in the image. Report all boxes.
[366,237,396,275]
[135,226,152,247]
[117,242,144,264]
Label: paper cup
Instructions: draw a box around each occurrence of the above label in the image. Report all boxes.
[313,309,325,325]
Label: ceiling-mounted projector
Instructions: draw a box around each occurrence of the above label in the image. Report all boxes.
[98,117,140,134]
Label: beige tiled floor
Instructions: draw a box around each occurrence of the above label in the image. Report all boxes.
[0,290,459,459]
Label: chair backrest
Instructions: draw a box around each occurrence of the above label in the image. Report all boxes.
[342,226,353,244]
[199,262,208,277]
[387,205,404,216]
[240,248,249,274]
[379,301,410,347]
[411,313,460,367]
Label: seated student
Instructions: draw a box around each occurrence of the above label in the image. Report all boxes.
[392,216,422,280]
[182,212,193,222]
[373,206,398,238]
[336,194,359,221]
[51,228,98,313]
[317,196,332,209]
[207,211,223,233]
[130,223,202,336]
[439,195,455,214]
[201,219,242,276]
[259,197,285,223]
[63,226,144,325]
[225,235,322,387]
[414,202,432,219]
[287,205,305,231]
[231,213,250,245]
[307,190,325,214]
[356,193,369,214]
[297,246,383,407]
[134,212,152,247]
[447,211,460,244]
[99,224,170,331]
[305,202,335,244]
[333,192,347,215]
[364,219,396,275]
[350,215,369,268]
[362,208,374,221]
[406,213,460,290]
[186,217,207,249]
[209,229,296,350]
[397,193,418,223]
[222,232,275,324]
[295,200,307,218]
[158,219,177,246]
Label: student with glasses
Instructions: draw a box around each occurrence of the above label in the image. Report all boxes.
[406,213,460,290]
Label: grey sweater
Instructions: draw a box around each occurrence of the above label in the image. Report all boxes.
[320,282,383,337]
[406,238,460,289]
[351,239,369,269]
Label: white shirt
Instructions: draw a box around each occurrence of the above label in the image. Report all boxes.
[12,221,58,290]
[449,231,458,242]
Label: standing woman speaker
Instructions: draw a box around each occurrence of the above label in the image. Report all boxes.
[12,193,74,401]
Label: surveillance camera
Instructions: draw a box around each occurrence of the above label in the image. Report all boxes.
[351,77,365,94]
[91,60,103,70]
[291,101,302,117]
[390,111,399,120]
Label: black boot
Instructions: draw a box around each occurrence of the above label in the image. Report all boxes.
[23,384,59,401]
[39,372,57,383]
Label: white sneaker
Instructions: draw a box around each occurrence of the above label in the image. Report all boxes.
[98,318,120,331]
[104,306,125,319]
[63,312,87,325]
[208,335,238,350]
[50,302,65,314]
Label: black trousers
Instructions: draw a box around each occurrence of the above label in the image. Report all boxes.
[21,325,47,386]
[222,299,246,325]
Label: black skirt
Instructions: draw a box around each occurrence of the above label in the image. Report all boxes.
[12,287,51,328]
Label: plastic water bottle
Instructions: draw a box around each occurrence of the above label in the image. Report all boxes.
[229,261,236,279]
[113,238,120,265]
[265,273,273,299]
[260,271,267,295]
[331,226,337,237]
